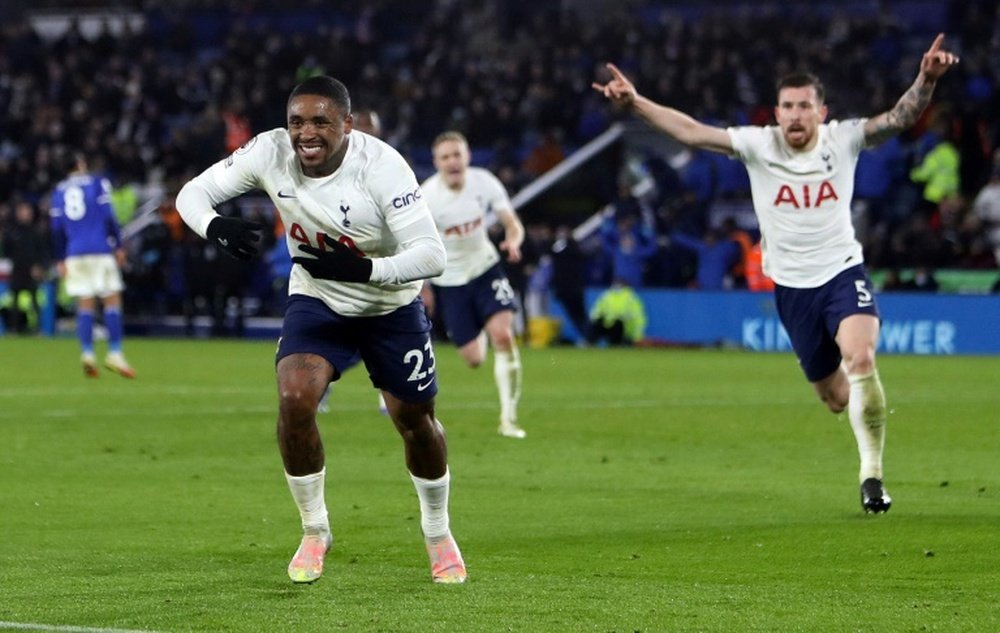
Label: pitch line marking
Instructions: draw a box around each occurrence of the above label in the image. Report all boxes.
[0,622,162,633]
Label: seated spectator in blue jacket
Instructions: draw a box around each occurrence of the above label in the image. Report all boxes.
[600,204,658,288]
[670,228,741,290]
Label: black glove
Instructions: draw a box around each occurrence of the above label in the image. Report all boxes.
[293,235,373,282]
[206,216,264,260]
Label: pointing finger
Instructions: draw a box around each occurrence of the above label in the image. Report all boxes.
[927,33,944,54]
[606,62,626,81]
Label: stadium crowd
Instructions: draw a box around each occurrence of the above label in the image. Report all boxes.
[0,0,998,330]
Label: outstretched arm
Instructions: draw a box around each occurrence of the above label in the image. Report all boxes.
[592,63,734,155]
[864,33,959,147]
[496,208,524,264]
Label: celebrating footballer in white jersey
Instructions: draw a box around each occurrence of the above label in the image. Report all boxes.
[422,164,510,287]
[179,127,439,316]
[176,76,467,585]
[421,131,528,439]
[594,33,959,513]
[728,120,867,288]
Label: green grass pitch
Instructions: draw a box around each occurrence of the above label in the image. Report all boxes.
[0,336,998,632]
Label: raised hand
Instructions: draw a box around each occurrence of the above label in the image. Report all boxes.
[592,63,637,108]
[920,33,959,81]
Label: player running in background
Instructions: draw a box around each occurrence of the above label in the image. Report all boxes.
[176,76,466,584]
[593,34,958,513]
[50,152,135,379]
[421,131,527,439]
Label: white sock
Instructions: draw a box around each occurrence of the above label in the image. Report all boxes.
[847,372,887,482]
[476,331,488,359]
[410,467,451,540]
[285,468,330,536]
[494,345,522,425]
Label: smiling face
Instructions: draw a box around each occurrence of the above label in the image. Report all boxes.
[432,138,470,190]
[287,94,353,177]
[774,85,827,151]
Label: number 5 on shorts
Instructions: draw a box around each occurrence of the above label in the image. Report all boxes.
[855,279,873,307]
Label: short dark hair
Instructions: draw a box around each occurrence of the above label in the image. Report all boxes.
[57,149,88,177]
[288,75,351,113]
[776,72,825,104]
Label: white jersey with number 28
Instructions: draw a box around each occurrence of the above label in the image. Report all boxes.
[421,166,513,287]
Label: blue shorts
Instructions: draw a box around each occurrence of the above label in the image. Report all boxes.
[276,295,438,403]
[774,264,880,382]
[435,263,517,347]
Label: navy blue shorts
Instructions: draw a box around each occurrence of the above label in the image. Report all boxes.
[774,264,880,383]
[276,295,438,403]
[435,263,517,347]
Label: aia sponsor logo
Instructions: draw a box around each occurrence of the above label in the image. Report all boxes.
[444,217,483,237]
[773,181,839,209]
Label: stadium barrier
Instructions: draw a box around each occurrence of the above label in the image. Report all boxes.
[9,280,998,355]
[547,288,1000,355]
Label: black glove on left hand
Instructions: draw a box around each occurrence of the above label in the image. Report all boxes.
[293,235,373,282]
[206,216,264,260]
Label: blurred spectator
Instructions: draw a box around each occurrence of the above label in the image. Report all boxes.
[521,222,553,320]
[854,135,905,234]
[678,149,720,230]
[549,224,591,343]
[521,130,565,178]
[222,98,254,154]
[972,154,1000,265]
[899,266,940,292]
[887,215,944,268]
[109,178,139,226]
[721,217,752,288]
[600,194,658,287]
[123,207,173,316]
[2,201,48,333]
[669,228,741,290]
[589,280,647,346]
[909,113,961,217]
[744,239,774,292]
[879,268,907,292]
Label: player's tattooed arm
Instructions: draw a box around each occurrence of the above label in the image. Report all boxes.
[864,33,958,147]
[863,76,936,147]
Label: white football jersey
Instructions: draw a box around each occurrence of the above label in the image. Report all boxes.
[421,166,512,286]
[728,119,867,288]
[177,129,444,316]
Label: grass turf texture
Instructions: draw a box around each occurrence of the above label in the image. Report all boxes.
[0,337,998,632]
